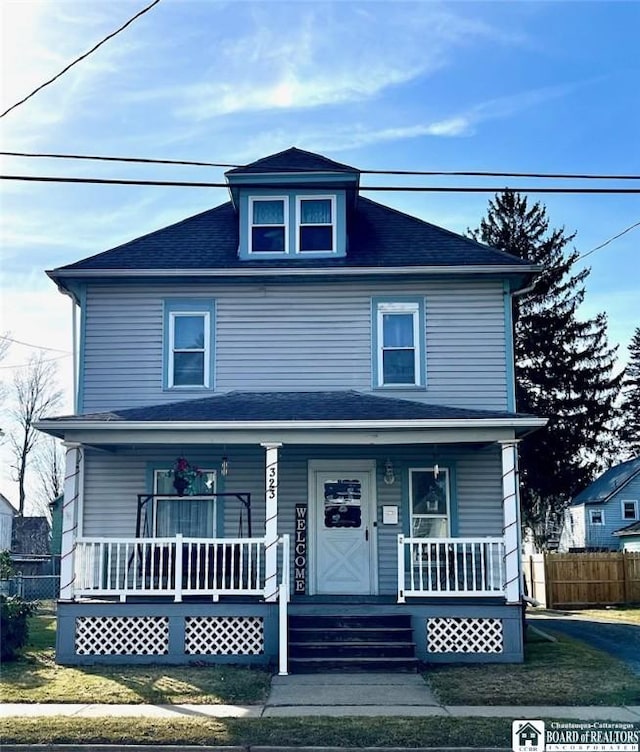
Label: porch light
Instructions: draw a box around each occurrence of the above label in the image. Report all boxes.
[383,458,395,485]
[221,456,229,477]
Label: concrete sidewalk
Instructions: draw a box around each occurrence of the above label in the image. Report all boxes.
[2,671,640,722]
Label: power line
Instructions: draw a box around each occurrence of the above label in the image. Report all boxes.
[1,150,639,181]
[0,151,238,169]
[0,354,71,370]
[0,0,162,118]
[2,174,640,194]
[577,220,640,262]
[0,335,71,354]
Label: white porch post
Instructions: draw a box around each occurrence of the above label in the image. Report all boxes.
[60,442,82,601]
[262,442,282,602]
[500,439,521,604]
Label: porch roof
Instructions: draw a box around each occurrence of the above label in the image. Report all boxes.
[37,391,545,442]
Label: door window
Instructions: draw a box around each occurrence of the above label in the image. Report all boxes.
[323,478,362,528]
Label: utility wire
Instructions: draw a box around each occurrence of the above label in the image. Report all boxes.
[0,0,162,118]
[0,354,71,370]
[576,221,640,262]
[0,151,238,169]
[0,335,71,354]
[1,151,639,181]
[2,174,640,194]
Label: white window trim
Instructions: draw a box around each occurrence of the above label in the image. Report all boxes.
[152,469,217,537]
[377,301,421,387]
[168,310,210,388]
[589,508,605,525]
[621,499,639,520]
[248,196,288,254]
[295,195,337,254]
[409,467,450,537]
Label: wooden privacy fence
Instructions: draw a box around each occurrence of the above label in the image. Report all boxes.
[523,551,640,609]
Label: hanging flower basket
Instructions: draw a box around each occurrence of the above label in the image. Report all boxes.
[170,457,202,496]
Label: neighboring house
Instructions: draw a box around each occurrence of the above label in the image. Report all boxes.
[11,516,52,576]
[614,521,640,552]
[559,456,640,551]
[36,147,545,669]
[0,493,16,551]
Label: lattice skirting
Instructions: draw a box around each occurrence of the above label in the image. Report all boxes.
[184,616,264,655]
[75,616,169,655]
[426,617,503,653]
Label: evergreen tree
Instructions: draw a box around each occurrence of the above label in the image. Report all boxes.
[470,191,622,549]
[620,327,640,458]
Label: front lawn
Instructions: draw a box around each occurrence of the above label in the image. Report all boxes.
[570,607,640,624]
[0,716,564,748]
[427,627,640,706]
[0,613,270,705]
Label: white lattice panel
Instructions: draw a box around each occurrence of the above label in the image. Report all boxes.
[184,616,264,655]
[75,616,169,655]
[427,617,503,653]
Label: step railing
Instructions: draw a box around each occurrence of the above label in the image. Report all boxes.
[397,535,506,602]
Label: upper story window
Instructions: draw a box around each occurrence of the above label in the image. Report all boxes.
[164,299,215,390]
[373,299,425,388]
[296,196,335,253]
[249,197,288,253]
[622,500,638,520]
[589,508,604,525]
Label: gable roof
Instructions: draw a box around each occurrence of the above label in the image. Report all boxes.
[571,456,640,506]
[226,147,359,175]
[613,520,640,537]
[50,196,534,276]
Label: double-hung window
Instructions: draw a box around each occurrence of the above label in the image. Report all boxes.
[153,469,217,537]
[296,197,335,252]
[622,500,638,520]
[250,197,287,253]
[409,468,450,538]
[589,509,604,525]
[165,300,214,389]
[375,300,423,387]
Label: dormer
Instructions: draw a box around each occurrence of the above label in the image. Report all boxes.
[225,147,360,260]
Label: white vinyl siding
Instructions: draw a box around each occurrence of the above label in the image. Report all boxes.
[81,279,508,412]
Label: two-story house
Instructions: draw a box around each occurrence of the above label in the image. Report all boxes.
[37,148,545,670]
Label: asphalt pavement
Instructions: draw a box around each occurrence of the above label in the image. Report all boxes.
[528,612,640,675]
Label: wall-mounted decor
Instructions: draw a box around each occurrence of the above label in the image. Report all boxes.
[294,504,307,594]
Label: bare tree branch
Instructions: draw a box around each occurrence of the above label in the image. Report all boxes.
[8,354,62,515]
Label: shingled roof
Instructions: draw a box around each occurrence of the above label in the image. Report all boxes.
[41,390,536,424]
[571,456,640,506]
[226,147,359,175]
[52,196,532,274]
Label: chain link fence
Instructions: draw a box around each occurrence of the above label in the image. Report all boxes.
[0,574,60,601]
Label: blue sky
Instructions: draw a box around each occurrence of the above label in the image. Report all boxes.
[1,1,639,503]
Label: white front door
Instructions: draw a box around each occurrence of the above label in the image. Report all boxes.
[311,461,377,595]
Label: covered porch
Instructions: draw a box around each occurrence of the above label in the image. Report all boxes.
[37,391,544,667]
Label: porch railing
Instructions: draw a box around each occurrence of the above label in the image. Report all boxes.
[397,535,506,602]
[75,535,271,602]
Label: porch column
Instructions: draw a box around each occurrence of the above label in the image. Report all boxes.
[60,442,82,601]
[500,439,521,604]
[261,442,282,602]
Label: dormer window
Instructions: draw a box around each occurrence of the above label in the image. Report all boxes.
[297,196,335,253]
[249,197,288,253]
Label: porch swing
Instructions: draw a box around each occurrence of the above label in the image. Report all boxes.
[128,490,254,593]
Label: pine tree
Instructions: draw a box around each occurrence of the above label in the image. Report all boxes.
[620,327,640,458]
[470,191,623,549]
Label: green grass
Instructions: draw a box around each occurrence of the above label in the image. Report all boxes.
[0,614,270,705]
[0,716,561,748]
[427,628,640,706]
[570,606,640,624]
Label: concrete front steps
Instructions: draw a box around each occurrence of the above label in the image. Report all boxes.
[288,613,417,673]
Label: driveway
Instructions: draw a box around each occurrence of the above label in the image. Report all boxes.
[528,613,640,676]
